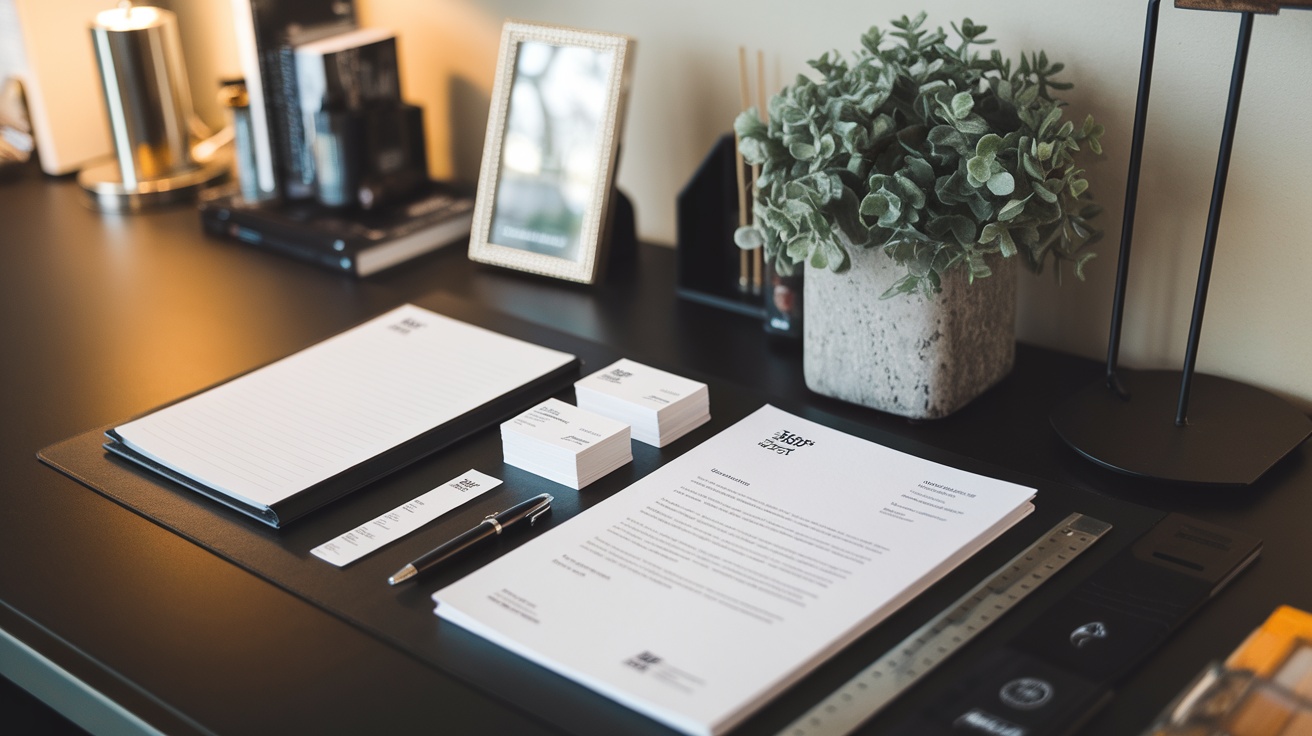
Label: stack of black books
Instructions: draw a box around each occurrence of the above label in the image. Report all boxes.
[201,181,473,277]
[218,0,472,276]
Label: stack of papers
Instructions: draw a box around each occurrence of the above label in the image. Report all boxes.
[437,404,1035,736]
[501,399,632,489]
[574,359,710,447]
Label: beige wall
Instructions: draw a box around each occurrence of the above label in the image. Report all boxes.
[177,0,1312,409]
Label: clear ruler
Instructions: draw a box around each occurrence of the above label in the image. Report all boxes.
[777,512,1112,736]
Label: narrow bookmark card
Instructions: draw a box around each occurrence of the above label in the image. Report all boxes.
[310,469,501,567]
[575,358,710,446]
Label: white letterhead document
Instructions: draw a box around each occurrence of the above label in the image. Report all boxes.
[432,404,1035,735]
[108,304,577,525]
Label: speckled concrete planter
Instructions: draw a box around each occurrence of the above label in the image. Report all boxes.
[803,245,1017,419]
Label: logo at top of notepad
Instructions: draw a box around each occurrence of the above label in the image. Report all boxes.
[388,317,426,335]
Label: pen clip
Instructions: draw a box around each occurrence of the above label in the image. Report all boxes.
[528,496,553,525]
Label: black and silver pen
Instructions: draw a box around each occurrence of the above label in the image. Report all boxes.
[387,493,554,585]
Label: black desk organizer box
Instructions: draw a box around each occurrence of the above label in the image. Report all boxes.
[676,133,769,319]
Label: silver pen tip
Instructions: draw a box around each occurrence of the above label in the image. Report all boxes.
[388,564,417,586]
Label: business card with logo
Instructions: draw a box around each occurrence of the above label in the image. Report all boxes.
[575,359,710,447]
[501,399,632,489]
[575,358,707,412]
[501,398,630,454]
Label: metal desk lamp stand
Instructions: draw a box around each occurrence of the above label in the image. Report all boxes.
[1050,0,1312,487]
[78,2,226,212]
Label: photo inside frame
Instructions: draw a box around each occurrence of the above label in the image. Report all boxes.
[488,40,615,263]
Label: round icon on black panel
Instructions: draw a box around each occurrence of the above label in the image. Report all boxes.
[1070,621,1108,649]
[999,677,1054,711]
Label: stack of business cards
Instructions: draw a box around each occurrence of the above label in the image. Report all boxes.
[501,399,632,490]
[574,358,710,447]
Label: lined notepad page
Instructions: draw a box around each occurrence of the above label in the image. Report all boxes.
[113,305,576,510]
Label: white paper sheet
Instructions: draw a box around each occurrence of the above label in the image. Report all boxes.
[432,404,1035,735]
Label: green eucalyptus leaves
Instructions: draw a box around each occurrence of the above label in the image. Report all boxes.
[734,14,1104,298]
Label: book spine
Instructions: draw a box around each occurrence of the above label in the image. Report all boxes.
[242,0,357,199]
[228,0,277,195]
[277,46,314,198]
[258,41,299,200]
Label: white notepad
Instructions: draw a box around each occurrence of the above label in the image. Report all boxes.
[108,304,578,526]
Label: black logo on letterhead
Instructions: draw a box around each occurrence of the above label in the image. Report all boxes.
[758,430,815,456]
[624,651,662,672]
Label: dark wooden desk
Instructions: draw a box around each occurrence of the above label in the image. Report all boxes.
[3,164,1309,735]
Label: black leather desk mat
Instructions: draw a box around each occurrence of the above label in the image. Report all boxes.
[38,290,1167,735]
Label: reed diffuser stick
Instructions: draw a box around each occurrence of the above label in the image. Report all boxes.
[734,46,752,293]
[751,49,767,294]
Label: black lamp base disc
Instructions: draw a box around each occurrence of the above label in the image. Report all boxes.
[1051,370,1311,487]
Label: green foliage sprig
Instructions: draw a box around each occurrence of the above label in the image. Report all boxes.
[734,14,1105,298]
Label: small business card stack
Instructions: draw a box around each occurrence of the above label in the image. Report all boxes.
[574,359,710,447]
[501,399,632,490]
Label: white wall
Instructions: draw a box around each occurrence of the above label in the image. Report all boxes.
[179,0,1312,409]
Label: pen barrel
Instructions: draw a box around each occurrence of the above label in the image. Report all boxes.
[495,494,552,527]
[413,520,496,571]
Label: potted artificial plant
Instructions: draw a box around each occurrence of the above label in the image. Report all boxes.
[735,13,1104,419]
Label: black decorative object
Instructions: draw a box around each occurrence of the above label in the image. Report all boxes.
[675,134,768,319]
[762,259,803,339]
[1051,0,1312,487]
